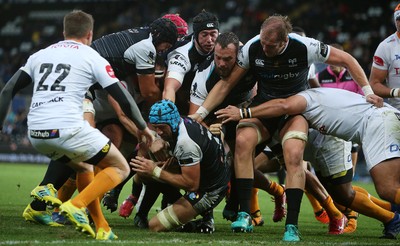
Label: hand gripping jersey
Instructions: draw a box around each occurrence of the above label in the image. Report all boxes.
[372,32,400,109]
[22,40,119,130]
[238,33,330,103]
[91,27,157,79]
[190,57,256,122]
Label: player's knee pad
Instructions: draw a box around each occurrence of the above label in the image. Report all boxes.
[281,131,308,145]
[156,205,183,230]
[82,99,95,116]
[236,121,262,144]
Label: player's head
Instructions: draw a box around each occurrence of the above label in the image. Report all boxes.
[192,10,219,53]
[214,32,240,78]
[162,14,188,39]
[149,99,181,133]
[150,17,178,51]
[260,14,292,57]
[63,10,94,44]
[394,4,400,29]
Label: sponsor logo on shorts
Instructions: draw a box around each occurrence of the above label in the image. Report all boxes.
[188,192,199,200]
[30,129,60,139]
[101,143,110,153]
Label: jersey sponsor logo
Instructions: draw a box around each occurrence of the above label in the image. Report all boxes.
[373,56,384,66]
[190,82,201,98]
[389,143,400,152]
[50,43,79,49]
[255,59,264,67]
[396,54,400,60]
[30,129,60,139]
[105,65,116,78]
[170,60,186,70]
[288,58,297,67]
[31,97,64,108]
[319,43,328,58]
[261,71,299,80]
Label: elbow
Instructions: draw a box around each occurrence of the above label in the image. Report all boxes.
[185,181,199,192]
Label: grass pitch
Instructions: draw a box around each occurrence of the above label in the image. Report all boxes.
[0,163,398,245]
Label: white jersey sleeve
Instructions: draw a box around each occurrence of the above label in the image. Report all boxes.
[288,33,330,65]
[237,35,260,70]
[173,124,202,166]
[166,40,193,84]
[190,62,215,106]
[123,36,156,73]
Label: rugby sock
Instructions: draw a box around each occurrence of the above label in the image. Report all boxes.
[72,167,123,208]
[75,171,110,231]
[250,188,261,214]
[305,190,323,213]
[285,188,303,226]
[58,177,77,203]
[395,189,400,205]
[353,185,391,211]
[350,191,394,223]
[137,182,161,217]
[236,178,253,214]
[40,160,74,189]
[267,180,285,196]
[321,196,342,220]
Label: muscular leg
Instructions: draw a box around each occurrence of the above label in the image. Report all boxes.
[279,116,308,227]
[369,158,400,204]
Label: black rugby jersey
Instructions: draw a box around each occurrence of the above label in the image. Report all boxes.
[91,27,156,80]
[172,117,230,192]
[238,33,330,104]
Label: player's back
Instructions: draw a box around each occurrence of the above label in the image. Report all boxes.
[23,40,117,130]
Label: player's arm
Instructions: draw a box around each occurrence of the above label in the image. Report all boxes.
[191,64,247,121]
[216,95,307,124]
[163,76,182,102]
[0,70,32,130]
[107,94,139,137]
[369,67,392,97]
[137,73,161,105]
[325,46,383,107]
[104,82,154,144]
[131,156,200,191]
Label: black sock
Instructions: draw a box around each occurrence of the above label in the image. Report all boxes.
[236,178,253,214]
[285,188,304,226]
[40,160,74,189]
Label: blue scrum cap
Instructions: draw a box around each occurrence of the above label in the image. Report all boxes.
[148,99,181,132]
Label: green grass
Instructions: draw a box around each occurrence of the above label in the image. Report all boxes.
[0,163,398,245]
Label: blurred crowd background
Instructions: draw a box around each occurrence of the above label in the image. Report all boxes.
[0,0,396,172]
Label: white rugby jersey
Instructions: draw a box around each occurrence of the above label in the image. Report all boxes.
[372,32,400,109]
[22,40,119,129]
[298,88,395,144]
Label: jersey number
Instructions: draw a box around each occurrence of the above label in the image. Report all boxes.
[36,63,70,92]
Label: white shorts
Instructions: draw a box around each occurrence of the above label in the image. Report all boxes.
[28,121,110,164]
[363,108,400,171]
[304,129,353,177]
